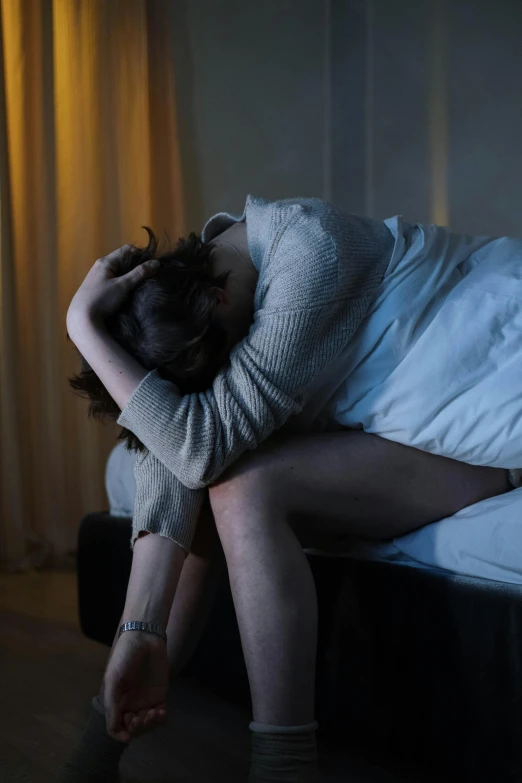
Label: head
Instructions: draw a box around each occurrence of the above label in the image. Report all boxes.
[68,225,258,452]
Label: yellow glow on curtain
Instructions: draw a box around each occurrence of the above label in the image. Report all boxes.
[0,0,185,570]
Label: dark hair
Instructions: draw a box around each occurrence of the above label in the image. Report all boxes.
[67,228,231,453]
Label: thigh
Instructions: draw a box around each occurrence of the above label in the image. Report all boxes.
[230,430,512,540]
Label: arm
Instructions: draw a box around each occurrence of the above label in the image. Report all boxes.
[66,311,149,411]
[102,463,206,741]
[70,205,392,490]
[69,301,350,494]
[102,531,184,742]
[116,198,392,490]
[130,447,206,551]
[121,529,185,628]
[116,299,361,490]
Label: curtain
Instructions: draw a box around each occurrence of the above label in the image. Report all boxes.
[0,0,186,572]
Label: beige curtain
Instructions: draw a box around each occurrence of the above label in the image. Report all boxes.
[0,0,186,572]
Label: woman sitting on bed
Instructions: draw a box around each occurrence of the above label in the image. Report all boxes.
[60,195,516,783]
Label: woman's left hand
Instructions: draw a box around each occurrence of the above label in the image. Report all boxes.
[103,630,170,743]
[66,246,160,329]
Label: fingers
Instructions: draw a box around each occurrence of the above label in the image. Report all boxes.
[122,707,167,738]
[105,697,129,743]
[109,726,132,744]
[98,245,133,266]
[106,717,131,743]
[98,245,159,270]
[104,680,136,743]
[97,245,160,290]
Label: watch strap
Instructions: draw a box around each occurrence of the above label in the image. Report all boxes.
[118,620,167,643]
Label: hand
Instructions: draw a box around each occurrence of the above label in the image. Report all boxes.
[66,245,160,329]
[103,630,169,743]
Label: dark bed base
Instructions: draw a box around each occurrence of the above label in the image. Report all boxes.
[78,512,522,782]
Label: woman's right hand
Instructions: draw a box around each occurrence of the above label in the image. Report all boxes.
[103,630,169,742]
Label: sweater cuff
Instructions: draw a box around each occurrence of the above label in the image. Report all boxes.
[117,368,179,436]
[131,469,205,554]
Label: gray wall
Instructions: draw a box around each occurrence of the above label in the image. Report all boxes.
[170,0,522,237]
[170,0,327,225]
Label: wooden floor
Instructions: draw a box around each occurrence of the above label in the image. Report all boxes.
[0,569,418,782]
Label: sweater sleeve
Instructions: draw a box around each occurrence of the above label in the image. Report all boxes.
[117,204,392,490]
[130,446,206,552]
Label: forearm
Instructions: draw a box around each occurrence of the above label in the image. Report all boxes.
[121,532,186,629]
[67,313,148,412]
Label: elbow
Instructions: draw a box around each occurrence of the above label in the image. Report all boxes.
[181,447,254,491]
[164,450,227,491]
[153,452,219,491]
[182,475,209,491]
[180,465,219,491]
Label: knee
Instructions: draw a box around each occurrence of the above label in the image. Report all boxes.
[208,449,280,526]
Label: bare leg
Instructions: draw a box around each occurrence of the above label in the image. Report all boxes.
[165,497,226,677]
[208,430,511,727]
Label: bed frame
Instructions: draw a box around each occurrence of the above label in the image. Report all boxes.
[78,511,522,781]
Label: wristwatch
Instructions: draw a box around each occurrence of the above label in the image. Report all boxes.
[118,620,167,643]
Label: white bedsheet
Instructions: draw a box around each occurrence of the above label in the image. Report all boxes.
[105,216,522,585]
[303,486,522,586]
[105,441,136,518]
[303,217,522,584]
[326,218,522,469]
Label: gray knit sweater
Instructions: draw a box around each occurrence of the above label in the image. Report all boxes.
[117,195,395,553]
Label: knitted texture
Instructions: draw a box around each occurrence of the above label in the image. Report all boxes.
[248,721,322,782]
[129,448,204,552]
[249,721,319,734]
[117,195,395,553]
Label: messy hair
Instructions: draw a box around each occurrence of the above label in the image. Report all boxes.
[67,228,231,453]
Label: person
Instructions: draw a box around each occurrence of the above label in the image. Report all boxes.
[59,195,516,783]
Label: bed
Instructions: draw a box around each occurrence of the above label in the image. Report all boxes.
[100,441,522,781]
[96,220,522,779]
[106,440,522,587]
[105,217,522,587]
